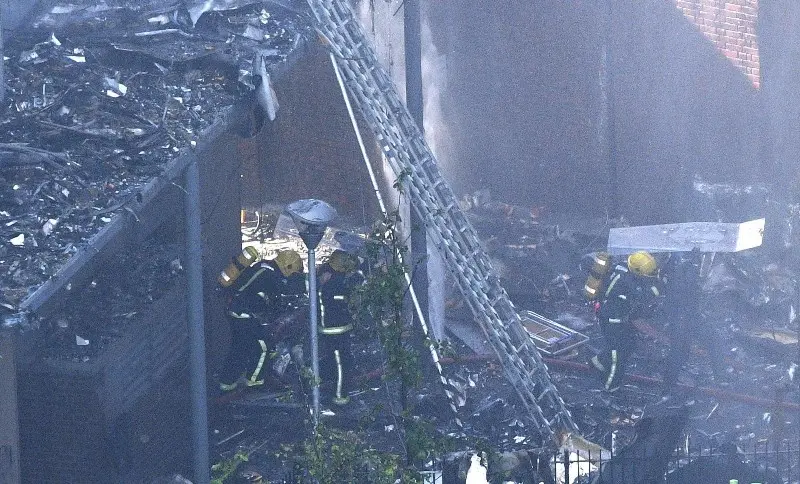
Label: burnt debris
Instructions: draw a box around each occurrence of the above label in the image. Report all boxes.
[0,0,310,317]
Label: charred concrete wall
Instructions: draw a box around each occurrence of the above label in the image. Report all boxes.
[422,1,786,224]
[15,117,242,483]
[611,0,767,223]
[0,0,39,29]
[239,43,384,225]
[424,1,602,217]
[759,0,800,197]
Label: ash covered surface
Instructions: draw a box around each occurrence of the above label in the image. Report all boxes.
[0,0,311,314]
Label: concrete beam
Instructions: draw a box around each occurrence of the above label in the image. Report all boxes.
[0,331,21,484]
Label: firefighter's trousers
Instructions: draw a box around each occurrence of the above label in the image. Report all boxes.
[319,326,353,405]
[591,316,637,391]
[220,318,273,389]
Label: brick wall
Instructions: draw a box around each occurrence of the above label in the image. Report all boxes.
[673,0,760,87]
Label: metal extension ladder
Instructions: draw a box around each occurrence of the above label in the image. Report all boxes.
[306,0,579,445]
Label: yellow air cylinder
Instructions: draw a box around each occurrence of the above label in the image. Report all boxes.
[218,246,261,287]
[583,251,611,300]
[237,246,260,267]
[583,274,603,300]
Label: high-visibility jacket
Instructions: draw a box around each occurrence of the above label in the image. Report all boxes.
[226,260,305,320]
[597,264,662,323]
[318,267,364,335]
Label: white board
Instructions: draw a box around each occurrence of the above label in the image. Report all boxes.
[607,218,765,255]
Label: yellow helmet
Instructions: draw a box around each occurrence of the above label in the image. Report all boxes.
[275,249,303,277]
[328,249,358,273]
[627,251,657,277]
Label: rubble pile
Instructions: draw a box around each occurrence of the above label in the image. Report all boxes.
[0,0,310,314]
[455,190,799,445]
[210,192,798,481]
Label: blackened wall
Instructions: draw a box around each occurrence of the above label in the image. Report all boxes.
[759,0,800,197]
[611,0,767,223]
[425,1,601,217]
[239,43,384,225]
[424,0,779,224]
[1,0,39,29]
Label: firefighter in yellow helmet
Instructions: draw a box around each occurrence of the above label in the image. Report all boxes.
[590,250,663,392]
[316,249,364,405]
[218,248,306,392]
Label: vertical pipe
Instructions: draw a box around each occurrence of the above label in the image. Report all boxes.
[0,331,21,484]
[308,247,320,428]
[185,159,210,484]
[599,0,619,218]
[404,0,430,347]
[404,0,423,128]
[0,4,5,104]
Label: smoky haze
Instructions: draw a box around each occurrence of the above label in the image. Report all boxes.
[422,0,799,226]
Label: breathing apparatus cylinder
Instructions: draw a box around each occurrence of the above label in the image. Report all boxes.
[218,246,261,287]
[583,251,611,300]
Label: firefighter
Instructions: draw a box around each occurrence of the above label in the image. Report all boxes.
[660,248,727,392]
[218,248,305,392]
[590,250,663,392]
[317,249,364,405]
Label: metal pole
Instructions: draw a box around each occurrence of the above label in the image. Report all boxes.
[307,247,320,428]
[0,331,21,484]
[1,4,5,104]
[600,0,618,218]
[403,0,430,334]
[185,159,210,484]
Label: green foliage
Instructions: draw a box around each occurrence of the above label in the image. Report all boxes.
[353,210,422,395]
[301,424,414,484]
[403,416,456,466]
[210,450,249,484]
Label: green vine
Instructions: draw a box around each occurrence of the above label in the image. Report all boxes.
[354,210,422,408]
[210,450,249,484]
[300,424,409,484]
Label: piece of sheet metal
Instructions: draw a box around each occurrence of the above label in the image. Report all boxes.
[520,310,589,356]
[607,219,765,255]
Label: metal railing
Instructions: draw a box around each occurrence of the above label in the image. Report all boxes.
[556,437,800,484]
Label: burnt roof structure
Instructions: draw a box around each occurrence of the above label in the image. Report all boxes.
[0,0,310,319]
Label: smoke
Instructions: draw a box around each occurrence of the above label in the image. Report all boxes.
[421,12,451,341]
[420,15,453,177]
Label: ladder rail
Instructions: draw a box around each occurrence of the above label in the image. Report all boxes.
[307,0,579,445]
